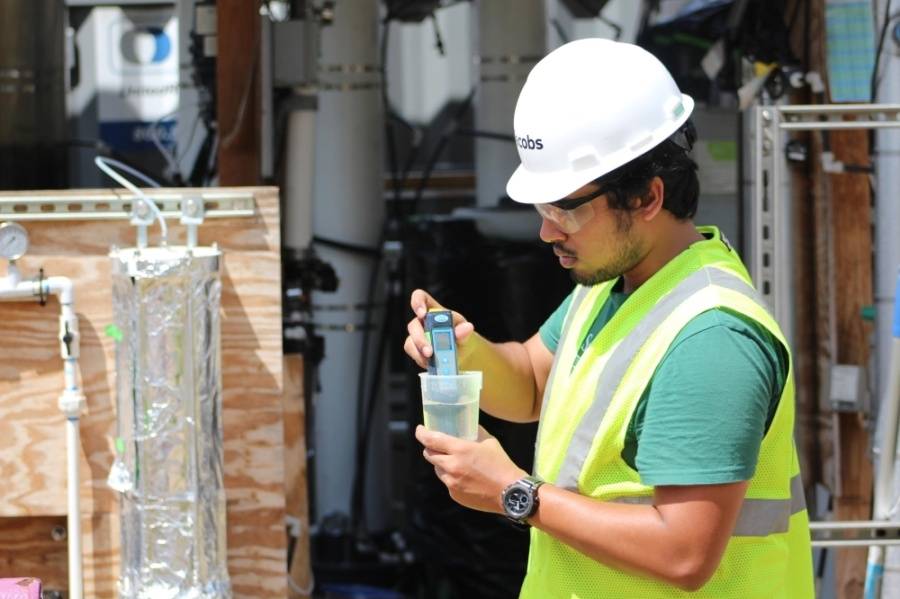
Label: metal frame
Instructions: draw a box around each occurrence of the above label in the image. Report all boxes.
[753,104,900,345]
[811,520,900,548]
[753,103,900,550]
[0,190,255,222]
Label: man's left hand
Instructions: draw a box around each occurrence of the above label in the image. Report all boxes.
[415,425,527,514]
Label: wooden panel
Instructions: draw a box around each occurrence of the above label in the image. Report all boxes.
[283,355,312,599]
[82,512,119,598]
[830,127,875,599]
[0,187,286,597]
[785,0,823,494]
[216,2,261,185]
[283,356,307,523]
[0,516,68,593]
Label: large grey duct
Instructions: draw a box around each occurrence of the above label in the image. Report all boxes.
[874,2,900,594]
[473,0,546,207]
[302,1,388,530]
[0,0,67,189]
[875,8,900,427]
[108,246,231,599]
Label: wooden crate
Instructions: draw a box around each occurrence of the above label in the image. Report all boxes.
[0,187,288,598]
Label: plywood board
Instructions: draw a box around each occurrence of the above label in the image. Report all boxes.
[283,355,312,599]
[829,128,875,599]
[0,187,287,597]
[0,516,69,593]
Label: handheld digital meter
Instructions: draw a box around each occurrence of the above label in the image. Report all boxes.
[424,310,458,375]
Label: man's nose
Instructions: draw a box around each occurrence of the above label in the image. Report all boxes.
[539,216,566,244]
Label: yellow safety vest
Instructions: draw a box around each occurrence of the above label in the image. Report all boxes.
[520,227,814,599]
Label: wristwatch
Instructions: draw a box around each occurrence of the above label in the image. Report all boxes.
[501,475,545,525]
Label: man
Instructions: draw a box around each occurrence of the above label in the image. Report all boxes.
[403,39,813,598]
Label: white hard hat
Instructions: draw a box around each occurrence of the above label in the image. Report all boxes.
[506,38,694,205]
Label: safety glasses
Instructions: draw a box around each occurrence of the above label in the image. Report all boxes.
[534,186,605,234]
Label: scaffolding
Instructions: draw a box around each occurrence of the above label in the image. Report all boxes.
[751,104,900,556]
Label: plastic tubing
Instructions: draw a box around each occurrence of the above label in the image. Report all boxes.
[94,156,168,245]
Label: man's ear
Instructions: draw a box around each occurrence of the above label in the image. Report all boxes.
[636,177,664,221]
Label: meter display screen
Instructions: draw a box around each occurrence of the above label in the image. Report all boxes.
[433,331,452,351]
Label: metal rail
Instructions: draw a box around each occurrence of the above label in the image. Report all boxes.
[810,520,900,548]
[752,104,900,348]
[0,190,256,222]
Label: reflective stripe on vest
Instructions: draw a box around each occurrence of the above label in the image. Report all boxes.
[552,267,766,491]
[532,284,594,471]
[610,473,807,537]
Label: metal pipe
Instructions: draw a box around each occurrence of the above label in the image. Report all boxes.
[812,521,900,530]
[0,271,84,599]
[866,271,900,599]
[779,103,900,114]
[817,540,900,548]
[870,6,900,596]
[780,121,900,131]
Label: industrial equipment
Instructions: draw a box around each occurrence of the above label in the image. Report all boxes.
[91,157,232,599]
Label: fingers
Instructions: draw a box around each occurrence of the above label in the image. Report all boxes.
[404,315,432,367]
[455,321,475,344]
[405,289,477,369]
[423,448,451,484]
[409,289,469,328]
[405,289,438,365]
[423,447,453,486]
[415,424,461,454]
[403,335,428,369]
[410,289,442,318]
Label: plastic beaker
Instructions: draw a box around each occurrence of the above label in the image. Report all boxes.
[418,371,482,440]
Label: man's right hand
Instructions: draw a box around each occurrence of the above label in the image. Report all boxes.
[403,289,476,370]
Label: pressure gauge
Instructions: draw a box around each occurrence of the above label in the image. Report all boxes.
[0,222,29,261]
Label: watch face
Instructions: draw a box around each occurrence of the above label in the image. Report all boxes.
[505,486,534,518]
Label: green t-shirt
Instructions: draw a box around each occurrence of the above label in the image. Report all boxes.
[538,281,788,486]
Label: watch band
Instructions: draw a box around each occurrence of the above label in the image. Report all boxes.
[519,475,544,494]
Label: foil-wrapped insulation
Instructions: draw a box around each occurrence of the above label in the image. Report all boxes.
[109,246,231,599]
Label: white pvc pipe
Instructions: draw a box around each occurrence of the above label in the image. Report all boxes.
[65,415,83,599]
[871,4,900,596]
[50,278,83,599]
[49,276,74,306]
[866,271,900,599]
[0,275,37,300]
[283,105,316,251]
[0,271,83,599]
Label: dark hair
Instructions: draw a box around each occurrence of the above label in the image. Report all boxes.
[593,120,699,219]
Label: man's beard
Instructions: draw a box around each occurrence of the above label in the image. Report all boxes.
[569,211,643,286]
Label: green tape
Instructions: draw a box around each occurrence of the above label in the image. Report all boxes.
[707,141,737,162]
[671,32,713,51]
[115,437,125,454]
[105,324,123,342]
